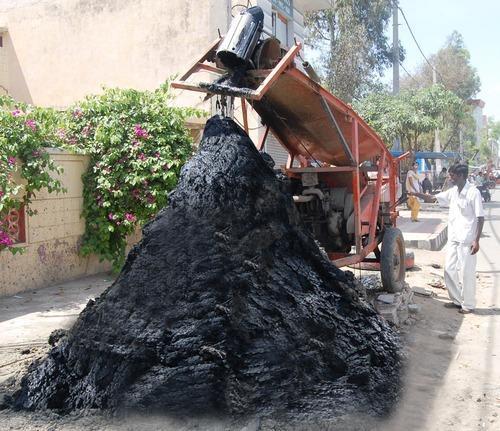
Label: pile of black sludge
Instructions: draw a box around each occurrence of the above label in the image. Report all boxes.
[13,116,401,418]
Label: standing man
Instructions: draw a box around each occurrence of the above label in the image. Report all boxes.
[437,167,448,190]
[475,171,485,188]
[422,173,433,194]
[406,161,421,222]
[432,164,484,314]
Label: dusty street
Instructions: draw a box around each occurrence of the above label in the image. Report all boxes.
[0,191,499,430]
[380,197,500,430]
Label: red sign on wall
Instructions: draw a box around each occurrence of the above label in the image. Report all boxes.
[1,205,26,244]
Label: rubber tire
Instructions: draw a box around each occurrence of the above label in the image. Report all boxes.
[380,227,406,293]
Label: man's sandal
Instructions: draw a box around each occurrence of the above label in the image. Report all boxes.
[459,308,473,314]
[444,302,461,309]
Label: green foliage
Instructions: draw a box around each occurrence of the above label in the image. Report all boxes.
[489,117,500,142]
[355,85,463,151]
[0,96,65,252]
[305,0,395,102]
[402,31,480,100]
[61,83,201,269]
[399,32,480,154]
[1,84,202,269]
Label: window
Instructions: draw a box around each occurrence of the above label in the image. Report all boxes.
[272,10,288,47]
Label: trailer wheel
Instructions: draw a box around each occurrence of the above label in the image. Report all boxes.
[380,227,406,293]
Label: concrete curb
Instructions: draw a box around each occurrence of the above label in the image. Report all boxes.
[404,224,447,251]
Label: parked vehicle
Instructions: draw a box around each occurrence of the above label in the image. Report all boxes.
[478,185,491,202]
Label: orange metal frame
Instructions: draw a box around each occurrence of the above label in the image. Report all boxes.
[172,40,403,268]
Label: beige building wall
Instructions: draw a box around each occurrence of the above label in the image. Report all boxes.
[0,0,229,110]
[1,149,142,297]
[0,150,134,297]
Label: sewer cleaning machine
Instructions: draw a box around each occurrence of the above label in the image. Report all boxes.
[172,6,409,293]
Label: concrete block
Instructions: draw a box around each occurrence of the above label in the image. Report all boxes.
[379,308,399,325]
[408,304,420,314]
[413,286,434,297]
[377,294,395,304]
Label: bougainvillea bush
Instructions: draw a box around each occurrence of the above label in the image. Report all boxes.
[0,84,202,268]
[61,83,201,269]
[0,96,65,253]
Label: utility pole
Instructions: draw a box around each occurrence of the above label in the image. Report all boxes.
[433,68,442,171]
[392,1,401,151]
[459,128,464,162]
[392,3,399,96]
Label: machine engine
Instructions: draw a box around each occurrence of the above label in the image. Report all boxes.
[293,173,353,253]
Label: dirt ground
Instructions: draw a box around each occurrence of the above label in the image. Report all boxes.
[1,245,499,430]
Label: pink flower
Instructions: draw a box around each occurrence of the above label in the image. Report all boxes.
[155,152,161,158]
[131,189,141,199]
[134,124,149,139]
[7,157,16,166]
[82,125,92,137]
[25,119,37,131]
[0,230,14,246]
[108,213,115,221]
[32,150,41,157]
[11,109,24,117]
[125,213,136,223]
[146,194,155,204]
[138,153,146,161]
[163,163,170,171]
[56,128,66,139]
[73,108,84,118]
[132,140,140,148]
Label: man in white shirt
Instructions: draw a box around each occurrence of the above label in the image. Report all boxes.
[475,172,485,187]
[406,162,422,222]
[432,164,485,314]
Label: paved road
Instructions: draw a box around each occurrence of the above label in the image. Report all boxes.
[1,189,499,431]
[400,188,500,431]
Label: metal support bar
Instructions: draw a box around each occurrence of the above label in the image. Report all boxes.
[257,126,270,151]
[178,37,222,81]
[252,43,302,101]
[287,166,356,173]
[390,160,397,225]
[368,152,386,244]
[241,98,249,134]
[395,151,410,162]
[351,119,361,254]
[319,96,356,166]
[197,63,226,75]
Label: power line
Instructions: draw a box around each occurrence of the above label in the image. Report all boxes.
[399,62,419,86]
[398,6,446,83]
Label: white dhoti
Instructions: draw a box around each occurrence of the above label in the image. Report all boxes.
[444,241,477,310]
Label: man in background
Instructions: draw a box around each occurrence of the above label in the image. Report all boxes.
[406,161,422,222]
[475,171,485,187]
[422,173,433,194]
